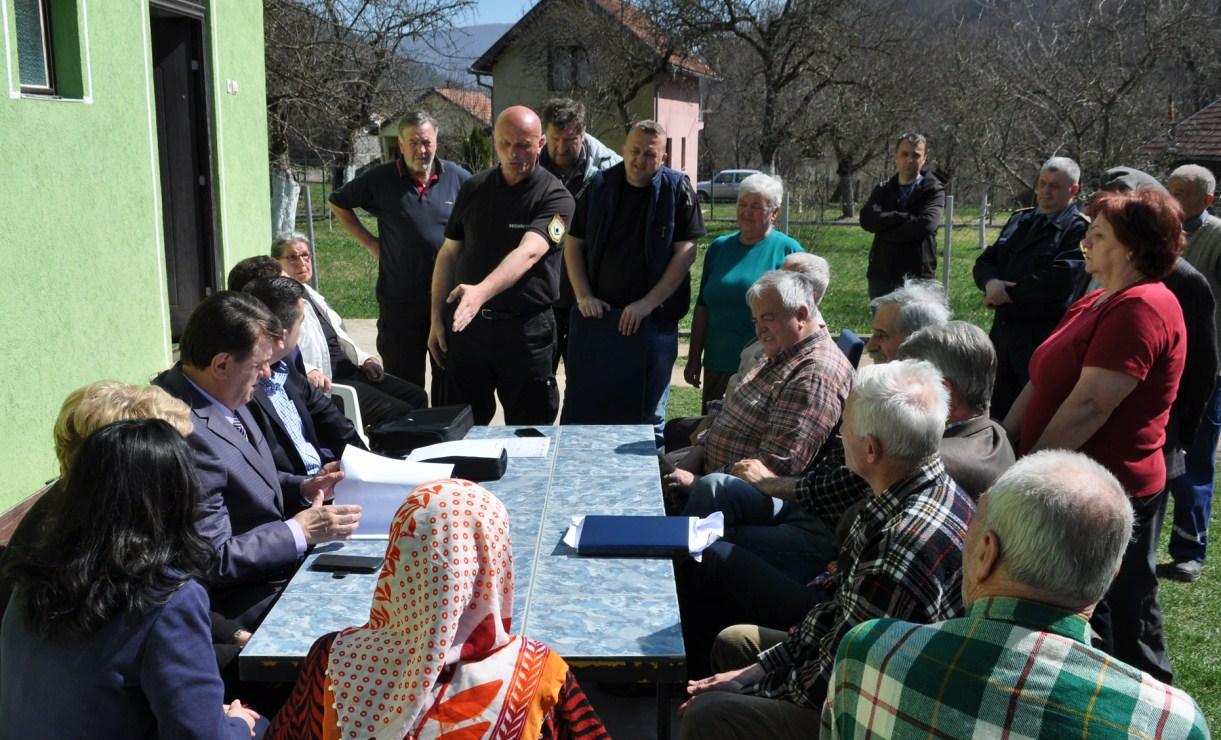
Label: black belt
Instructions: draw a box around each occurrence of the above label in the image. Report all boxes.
[478,307,543,320]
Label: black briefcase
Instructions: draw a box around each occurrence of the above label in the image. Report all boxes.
[367,404,474,455]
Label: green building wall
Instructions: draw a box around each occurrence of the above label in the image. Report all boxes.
[0,2,271,510]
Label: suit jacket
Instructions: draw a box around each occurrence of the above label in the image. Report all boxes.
[248,353,366,478]
[941,415,1016,499]
[153,365,303,626]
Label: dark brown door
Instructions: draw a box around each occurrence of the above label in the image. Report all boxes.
[150,6,216,340]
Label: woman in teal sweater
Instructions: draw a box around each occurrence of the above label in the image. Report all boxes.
[685,173,804,410]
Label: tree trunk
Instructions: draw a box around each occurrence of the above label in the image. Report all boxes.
[270,163,300,237]
[835,172,855,219]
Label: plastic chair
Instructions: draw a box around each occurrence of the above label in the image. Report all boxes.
[329,383,369,447]
[836,329,865,368]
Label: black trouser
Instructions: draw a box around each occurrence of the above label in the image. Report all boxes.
[552,304,571,374]
[1091,489,1173,684]
[333,368,427,427]
[376,300,443,404]
[444,309,559,425]
[989,318,1057,421]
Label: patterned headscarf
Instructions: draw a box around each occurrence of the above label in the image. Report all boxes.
[328,479,518,739]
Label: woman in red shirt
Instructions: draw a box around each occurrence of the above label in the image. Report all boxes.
[1004,188,1186,684]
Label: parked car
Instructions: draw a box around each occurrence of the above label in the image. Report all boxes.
[695,169,762,202]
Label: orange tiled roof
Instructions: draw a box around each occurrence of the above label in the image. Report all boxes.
[429,87,492,127]
[1141,96,1221,161]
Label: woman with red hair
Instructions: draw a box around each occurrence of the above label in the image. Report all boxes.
[1004,188,1187,683]
[267,479,608,740]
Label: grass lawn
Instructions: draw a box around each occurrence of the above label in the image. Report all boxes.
[307,209,1219,726]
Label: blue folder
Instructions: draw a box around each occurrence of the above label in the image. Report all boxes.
[576,515,692,556]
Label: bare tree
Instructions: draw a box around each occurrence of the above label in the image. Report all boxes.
[264,0,473,233]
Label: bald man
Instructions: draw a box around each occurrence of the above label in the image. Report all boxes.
[427,106,576,424]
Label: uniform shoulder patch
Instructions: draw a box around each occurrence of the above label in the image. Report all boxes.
[548,214,567,244]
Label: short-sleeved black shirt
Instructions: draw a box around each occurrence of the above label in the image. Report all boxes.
[329,157,470,305]
[569,176,706,307]
[444,166,575,313]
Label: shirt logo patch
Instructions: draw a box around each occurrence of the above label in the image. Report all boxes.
[548,214,567,244]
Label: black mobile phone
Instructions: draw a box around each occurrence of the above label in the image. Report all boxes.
[312,554,384,574]
[515,427,545,438]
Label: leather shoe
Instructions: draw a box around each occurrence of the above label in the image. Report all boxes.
[1156,560,1202,582]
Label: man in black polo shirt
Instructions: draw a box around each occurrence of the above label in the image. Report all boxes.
[427,106,575,424]
[561,120,704,442]
[329,111,470,400]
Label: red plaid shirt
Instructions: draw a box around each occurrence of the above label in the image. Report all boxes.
[703,330,853,475]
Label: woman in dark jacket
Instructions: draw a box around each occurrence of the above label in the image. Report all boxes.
[0,419,260,739]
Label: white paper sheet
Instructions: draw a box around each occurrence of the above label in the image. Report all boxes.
[335,446,453,538]
[562,512,724,561]
[404,436,550,462]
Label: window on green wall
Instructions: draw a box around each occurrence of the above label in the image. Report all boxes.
[14,0,83,98]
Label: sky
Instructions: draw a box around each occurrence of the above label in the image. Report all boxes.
[467,0,530,25]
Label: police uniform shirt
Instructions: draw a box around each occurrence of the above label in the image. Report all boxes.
[444,165,575,314]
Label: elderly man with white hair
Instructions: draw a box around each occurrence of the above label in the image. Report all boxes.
[679,360,974,740]
[1163,163,1221,582]
[862,278,951,364]
[973,156,1088,419]
[823,450,1208,738]
[664,269,854,497]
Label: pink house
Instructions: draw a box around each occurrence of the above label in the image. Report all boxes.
[469,0,712,185]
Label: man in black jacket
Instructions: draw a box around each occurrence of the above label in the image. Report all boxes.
[860,133,945,298]
[973,156,1088,420]
[242,277,367,476]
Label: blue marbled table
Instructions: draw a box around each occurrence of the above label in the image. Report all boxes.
[240,425,686,689]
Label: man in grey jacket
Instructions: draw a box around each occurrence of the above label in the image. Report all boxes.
[539,98,623,371]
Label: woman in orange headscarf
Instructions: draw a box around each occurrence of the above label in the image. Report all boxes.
[267,479,608,740]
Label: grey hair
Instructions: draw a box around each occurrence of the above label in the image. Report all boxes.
[746,270,815,316]
[1169,164,1216,199]
[738,173,784,210]
[630,119,667,139]
[870,278,951,336]
[540,98,585,131]
[398,111,438,136]
[271,231,310,259]
[979,450,1133,609]
[896,132,927,151]
[1041,156,1081,186]
[781,253,830,305]
[848,359,948,463]
[896,321,995,415]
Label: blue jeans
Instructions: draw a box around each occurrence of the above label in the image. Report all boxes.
[1168,379,1221,562]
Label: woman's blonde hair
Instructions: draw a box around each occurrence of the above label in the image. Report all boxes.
[53,381,192,477]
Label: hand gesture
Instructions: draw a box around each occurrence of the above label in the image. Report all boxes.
[619,300,654,336]
[729,458,775,485]
[684,360,702,388]
[983,279,1015,308]
[577,295,610,319]
[306,369,331,393]
[223,700,260,736]
[448,283,488,332]
[361,357,385,382]
[427,320,448,369]
[293,488,363,545]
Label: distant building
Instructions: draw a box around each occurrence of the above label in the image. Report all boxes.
[1140,96,1221,181]
[469,0,713,185]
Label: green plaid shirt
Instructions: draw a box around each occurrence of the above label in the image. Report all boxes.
[822,596,1209,739]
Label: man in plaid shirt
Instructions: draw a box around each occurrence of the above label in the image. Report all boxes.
[680,360,974,740]
[822,450,1208,739]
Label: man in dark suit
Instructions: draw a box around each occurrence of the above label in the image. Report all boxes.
[241,276,366,476]
[153,291,362,629]
[973,156,1088,420]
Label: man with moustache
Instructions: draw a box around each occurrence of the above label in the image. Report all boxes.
[329,111,470,398]
[427,106,575,424]
[561,120,704,433]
